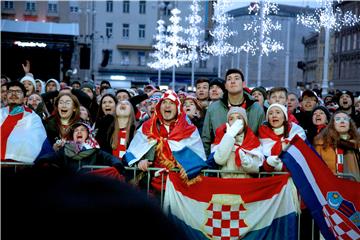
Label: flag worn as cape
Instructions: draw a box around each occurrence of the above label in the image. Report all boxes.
[280,135,360,240]
[164,172,300,239]
[1,106,53,162]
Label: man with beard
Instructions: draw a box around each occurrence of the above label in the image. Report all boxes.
[124,90,207,192]
[1,81,52,162]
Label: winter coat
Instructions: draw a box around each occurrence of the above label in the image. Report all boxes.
[210,125,264,178]
[35,142,124,174]
[313,138,360,181]
[202,91,265,156]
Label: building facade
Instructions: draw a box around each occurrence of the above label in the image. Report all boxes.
[225,4,314,92]
[301,1,360,94]
[1,1,79,82]
[93,0,217,89]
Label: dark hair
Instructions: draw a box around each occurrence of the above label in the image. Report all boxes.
[195,77,209,86]
[71,80,81,86]
[115,89,131,100]
[7,81,27,96]
[225,68,244,82]
[100,80,111,87]
[96,93,118,119]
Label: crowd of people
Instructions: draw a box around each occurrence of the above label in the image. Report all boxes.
[2,63,360,239]
[1,65,360,182]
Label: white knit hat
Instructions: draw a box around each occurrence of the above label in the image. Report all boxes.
[20,75,36,90]
[227,107,248,125]
[266,103,288,121]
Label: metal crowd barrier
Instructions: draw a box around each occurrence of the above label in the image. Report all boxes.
[2,162,357,240]
[0,161,33,173]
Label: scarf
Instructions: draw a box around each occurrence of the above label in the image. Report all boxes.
[213,124,260,167]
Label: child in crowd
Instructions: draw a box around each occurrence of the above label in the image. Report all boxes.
[259,103,306,172]
[209,107,264,178]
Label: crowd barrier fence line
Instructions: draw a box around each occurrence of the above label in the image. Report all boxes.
[2,162,358,240]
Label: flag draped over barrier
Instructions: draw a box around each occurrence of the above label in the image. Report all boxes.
[281,135,360,240]
[164,172,299,239]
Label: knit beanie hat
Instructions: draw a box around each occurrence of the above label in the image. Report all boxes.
[20,75,36,90]
[227,107,248,125]
[251,86,267,99]
[336,90,354,105]
[312,105,331,122]
[209,77,225,93]
[266,103,288,121]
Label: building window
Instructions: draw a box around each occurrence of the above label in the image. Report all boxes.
[347,34,351,51]
[122,23,129,38]
[199,59,207,68]
[353,33,357,50]
[139,24,145,39]
[106,22,113,38]
[4,1,14,9]
[48,1,58,13]
[138,52,146,66]
[341,35,346,52]
[139,1,146,14]
[121,51,130,65]
[106,0,113,12]
[123,1,129,13]
[26,1,36,11]
[70,6,79,12]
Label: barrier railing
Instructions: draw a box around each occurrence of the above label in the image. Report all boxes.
[2,162,358,240]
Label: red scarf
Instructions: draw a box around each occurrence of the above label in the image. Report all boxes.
[336,148,344,174]
[258,124,292,156]
[214,124,260,167]
[316,124,327,134]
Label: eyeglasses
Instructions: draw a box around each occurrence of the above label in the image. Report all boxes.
[334,116,351,123]
[8,89,23,95]
[58,100,73,107]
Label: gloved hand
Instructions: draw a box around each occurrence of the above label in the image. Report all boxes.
[226,119,244,138]
[239,150,251,167]
[266,156,283,171]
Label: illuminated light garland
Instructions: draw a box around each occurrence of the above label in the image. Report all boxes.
[148,19,169,70]
[205,0,237,57]
[240,0,283,56]
[164,8,189,68]
[184,0,205,62]
[297,0,359,32]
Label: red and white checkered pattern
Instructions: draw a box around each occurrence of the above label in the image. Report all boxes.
[323,205,360,240]
[161,90,181,113]
[204,203,247,240]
